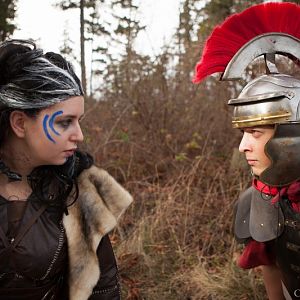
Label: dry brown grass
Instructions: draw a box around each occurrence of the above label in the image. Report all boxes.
[74,3,300,299]
[109,158,267,299]
[173,261,266,300]
[81,73,267,299]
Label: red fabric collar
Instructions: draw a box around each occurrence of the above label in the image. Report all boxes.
[238,179,300,270]
[252,179,278,196]
[252,179,300,212]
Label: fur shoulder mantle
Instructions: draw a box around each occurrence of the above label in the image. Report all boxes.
[63,166,133,300]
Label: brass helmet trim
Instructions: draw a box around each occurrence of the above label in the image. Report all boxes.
[232,111,291,128]
[228,75,300,129]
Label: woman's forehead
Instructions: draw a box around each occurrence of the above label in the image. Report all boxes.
[42,96,84,113]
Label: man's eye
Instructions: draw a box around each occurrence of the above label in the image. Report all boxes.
[252,130,262,137]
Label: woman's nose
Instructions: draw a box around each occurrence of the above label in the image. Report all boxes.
[239,133,251,153]
[71,123,84,142]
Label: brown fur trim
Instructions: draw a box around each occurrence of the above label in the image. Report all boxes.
[63,166,133,300]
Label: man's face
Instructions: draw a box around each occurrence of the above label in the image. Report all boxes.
[238,126,275,176]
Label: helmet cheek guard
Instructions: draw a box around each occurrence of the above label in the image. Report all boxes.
[261,124,300,187]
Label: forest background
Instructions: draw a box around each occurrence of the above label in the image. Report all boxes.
[2,0,299,299]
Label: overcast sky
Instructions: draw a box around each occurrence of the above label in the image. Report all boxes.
[13,0,180,56]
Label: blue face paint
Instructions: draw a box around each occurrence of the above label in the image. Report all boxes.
[43,110,64,143]
[43,115,55,143]
[49,110,63,136]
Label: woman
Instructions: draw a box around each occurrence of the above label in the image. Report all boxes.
[193,2,300,299]
[0,39,133,300]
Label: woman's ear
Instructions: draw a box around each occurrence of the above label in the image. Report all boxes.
[9,110,27,138]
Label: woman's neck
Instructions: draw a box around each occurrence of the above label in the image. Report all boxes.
[0,139,35,178]
[0,173,32,200]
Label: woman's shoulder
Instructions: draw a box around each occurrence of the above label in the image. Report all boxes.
[77,165,133,210]
[64,161,133,244]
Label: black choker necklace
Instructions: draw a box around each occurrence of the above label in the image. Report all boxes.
[0,159,22,182]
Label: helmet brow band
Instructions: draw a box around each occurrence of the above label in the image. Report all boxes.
[232,112,291,128]
[232,112,291,124]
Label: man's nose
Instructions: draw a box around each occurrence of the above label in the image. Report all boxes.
[239,133,251,153]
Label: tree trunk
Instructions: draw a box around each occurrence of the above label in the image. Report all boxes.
[80,0,87,95]
[0,0,17,42]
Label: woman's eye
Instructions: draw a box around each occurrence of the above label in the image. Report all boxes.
[57,119,72,129]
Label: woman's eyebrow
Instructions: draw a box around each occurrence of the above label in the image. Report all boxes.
[56,113,84,119]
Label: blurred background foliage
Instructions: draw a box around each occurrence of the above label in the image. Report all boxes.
[2,0,299,299]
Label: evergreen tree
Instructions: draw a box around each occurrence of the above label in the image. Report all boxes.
[105,0,145,93]
[56,0,106,95]
[175,0,200,80]
[0,0,18,41]
[60,24,78,63]
[85,5,110,96]
[198,0,263,36]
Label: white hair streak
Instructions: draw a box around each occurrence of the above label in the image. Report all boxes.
[0,49,82,110]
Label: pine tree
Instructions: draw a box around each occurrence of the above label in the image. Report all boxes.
[56,0,107,95]
[107,0,145,92]
[60,24,78,63]
[0,0,18,41]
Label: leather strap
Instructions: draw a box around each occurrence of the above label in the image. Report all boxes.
[0,225,9,248]
[11,204,47,249]
[0,204,47,249]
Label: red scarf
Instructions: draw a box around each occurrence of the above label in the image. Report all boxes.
[238,179,300,269]
[253,179,300,212]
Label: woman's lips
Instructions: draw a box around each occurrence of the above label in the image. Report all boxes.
[64,150,75,156]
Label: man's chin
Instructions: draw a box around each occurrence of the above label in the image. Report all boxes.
[251,167,261,177]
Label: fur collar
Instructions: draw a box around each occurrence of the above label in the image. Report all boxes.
[63,166,133,300]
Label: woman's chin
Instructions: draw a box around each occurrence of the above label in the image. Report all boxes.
[43,158,68,166]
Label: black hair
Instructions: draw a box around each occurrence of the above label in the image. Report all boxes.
[0,39,83,110]
[0,39,91,210]
[29,150,94,211]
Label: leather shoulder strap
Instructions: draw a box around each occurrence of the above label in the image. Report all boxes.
[10,204,48,249]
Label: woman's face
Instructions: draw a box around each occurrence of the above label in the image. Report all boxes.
[23,96,84,166]
[239,126,275,176]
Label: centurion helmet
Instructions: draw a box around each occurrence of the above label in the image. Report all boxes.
[193,2,300,187]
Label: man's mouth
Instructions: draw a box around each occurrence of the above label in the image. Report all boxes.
[247,159,257,166]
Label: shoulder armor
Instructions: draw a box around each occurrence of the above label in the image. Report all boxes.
[234,187,252,242]
[235,187,284,242]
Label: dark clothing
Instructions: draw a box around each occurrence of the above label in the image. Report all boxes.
[276,197,300,299]
[234,185,300,299]
[0,193,120,300]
